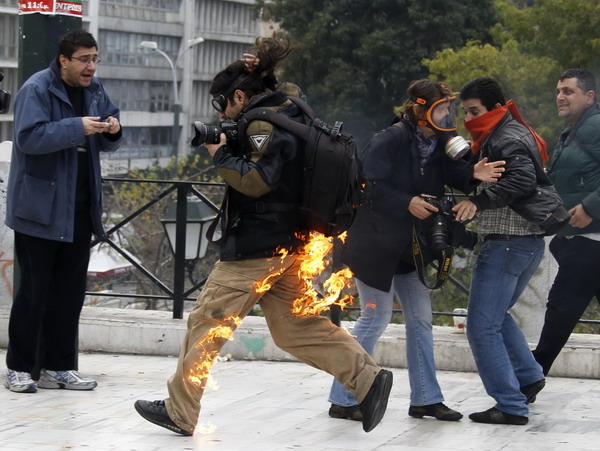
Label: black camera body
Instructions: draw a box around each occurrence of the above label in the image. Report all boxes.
[191,119,238,147]
[424,195,477,251]
[0,71,11,114]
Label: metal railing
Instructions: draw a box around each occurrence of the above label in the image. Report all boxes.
[90,178,600,329]
[88,177,223,319]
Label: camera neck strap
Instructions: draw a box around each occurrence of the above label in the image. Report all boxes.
[411,223,453,290]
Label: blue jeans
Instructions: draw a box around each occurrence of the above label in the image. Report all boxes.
[328,273,444,407]
[467,236,545,416]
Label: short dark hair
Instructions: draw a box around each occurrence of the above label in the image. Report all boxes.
[559,68,596,98]
[459,77,506,111]
[56,29,98,64]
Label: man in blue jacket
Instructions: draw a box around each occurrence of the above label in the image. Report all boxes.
[533,69,600,376]
[4,29,121,393]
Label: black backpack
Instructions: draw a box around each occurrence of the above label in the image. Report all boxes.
[238,96,363,237]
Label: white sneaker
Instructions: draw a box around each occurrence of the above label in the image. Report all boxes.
[37,369,97,390]
[5,369,37,393]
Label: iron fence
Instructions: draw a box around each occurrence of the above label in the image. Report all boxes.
[88,177,222,319]
[90,178,600,329]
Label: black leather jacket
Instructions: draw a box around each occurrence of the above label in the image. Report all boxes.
[470,112,539,211]
[341,119,477,292]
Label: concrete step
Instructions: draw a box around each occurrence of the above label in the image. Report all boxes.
[1,306,599,378]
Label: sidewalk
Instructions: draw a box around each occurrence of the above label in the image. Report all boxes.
[1,349,599,451]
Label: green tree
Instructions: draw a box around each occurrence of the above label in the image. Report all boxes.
[423,39,561,140]
[494,0,600,70]
[258,0,497,146]
[424,0,600,144]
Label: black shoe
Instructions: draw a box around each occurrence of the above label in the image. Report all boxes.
[408,402,463,421]
[134,400,192,436]
[469,407,528,425]
[329,403,363,421]
[359,369,393,433]
[521,378,545,404]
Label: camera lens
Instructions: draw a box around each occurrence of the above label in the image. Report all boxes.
[430,217,450,251]
[191,121,222,146]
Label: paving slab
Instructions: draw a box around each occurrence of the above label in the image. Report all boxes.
[1,350,599,451]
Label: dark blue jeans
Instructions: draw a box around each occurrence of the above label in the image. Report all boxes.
[467,235,545,416]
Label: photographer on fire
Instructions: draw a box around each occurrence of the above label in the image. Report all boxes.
[135,37,396,436]
[326,79,505,423]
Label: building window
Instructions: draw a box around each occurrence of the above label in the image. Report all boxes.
[101,79,174,112]
[196,0,257,36]
[99,30,181,68]
[0,14,18,61]
[100,0,181,21]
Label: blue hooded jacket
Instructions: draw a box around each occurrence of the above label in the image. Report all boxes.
[6,60,121,242]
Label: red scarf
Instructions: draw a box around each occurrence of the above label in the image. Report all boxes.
[464,103,510,154]
[464,100,549,164]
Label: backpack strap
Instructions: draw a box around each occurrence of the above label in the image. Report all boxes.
[285,96,317,120]
[237,106,310,148]
[237,95,326,146]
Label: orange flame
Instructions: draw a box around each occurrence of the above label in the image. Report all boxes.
[254,248,289,293]
[252,231,355,317]
[188,315,242,387]
[291,232,354,317]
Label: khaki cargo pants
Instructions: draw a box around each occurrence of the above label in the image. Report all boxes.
[165,254,380,434]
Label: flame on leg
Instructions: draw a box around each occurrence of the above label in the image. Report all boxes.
[291,232,354,317]
[252,232,355,317]
[254,248,289,293]
[188,315,242,388]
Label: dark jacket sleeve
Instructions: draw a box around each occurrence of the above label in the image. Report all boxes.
[470,134,537,211]
[577,117,600,218]
[213,119,298,198]
[361,126,413,224]
[442,155,478,195]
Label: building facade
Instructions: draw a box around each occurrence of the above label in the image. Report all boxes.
[0,0,264,170]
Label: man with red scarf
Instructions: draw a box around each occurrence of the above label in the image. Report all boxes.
[451,77,546,425]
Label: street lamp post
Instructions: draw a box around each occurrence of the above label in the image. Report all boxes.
[160,192,218,318]
[140,37,204,175]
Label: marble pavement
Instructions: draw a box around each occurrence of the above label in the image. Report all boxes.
[1,350,599,451]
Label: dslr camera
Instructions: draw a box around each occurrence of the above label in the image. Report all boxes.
[0,71,11,114]
[191,119,238,147]
[424,195,478,251]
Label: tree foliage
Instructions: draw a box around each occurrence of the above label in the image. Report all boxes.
[493,0,600,70]
[425,0,600,144]
[258,0,497,146]
[424,39,561,139]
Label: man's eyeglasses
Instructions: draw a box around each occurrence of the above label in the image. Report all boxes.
[70,55,102,65]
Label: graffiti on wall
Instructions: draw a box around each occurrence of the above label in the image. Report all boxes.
[0,251,13,298]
